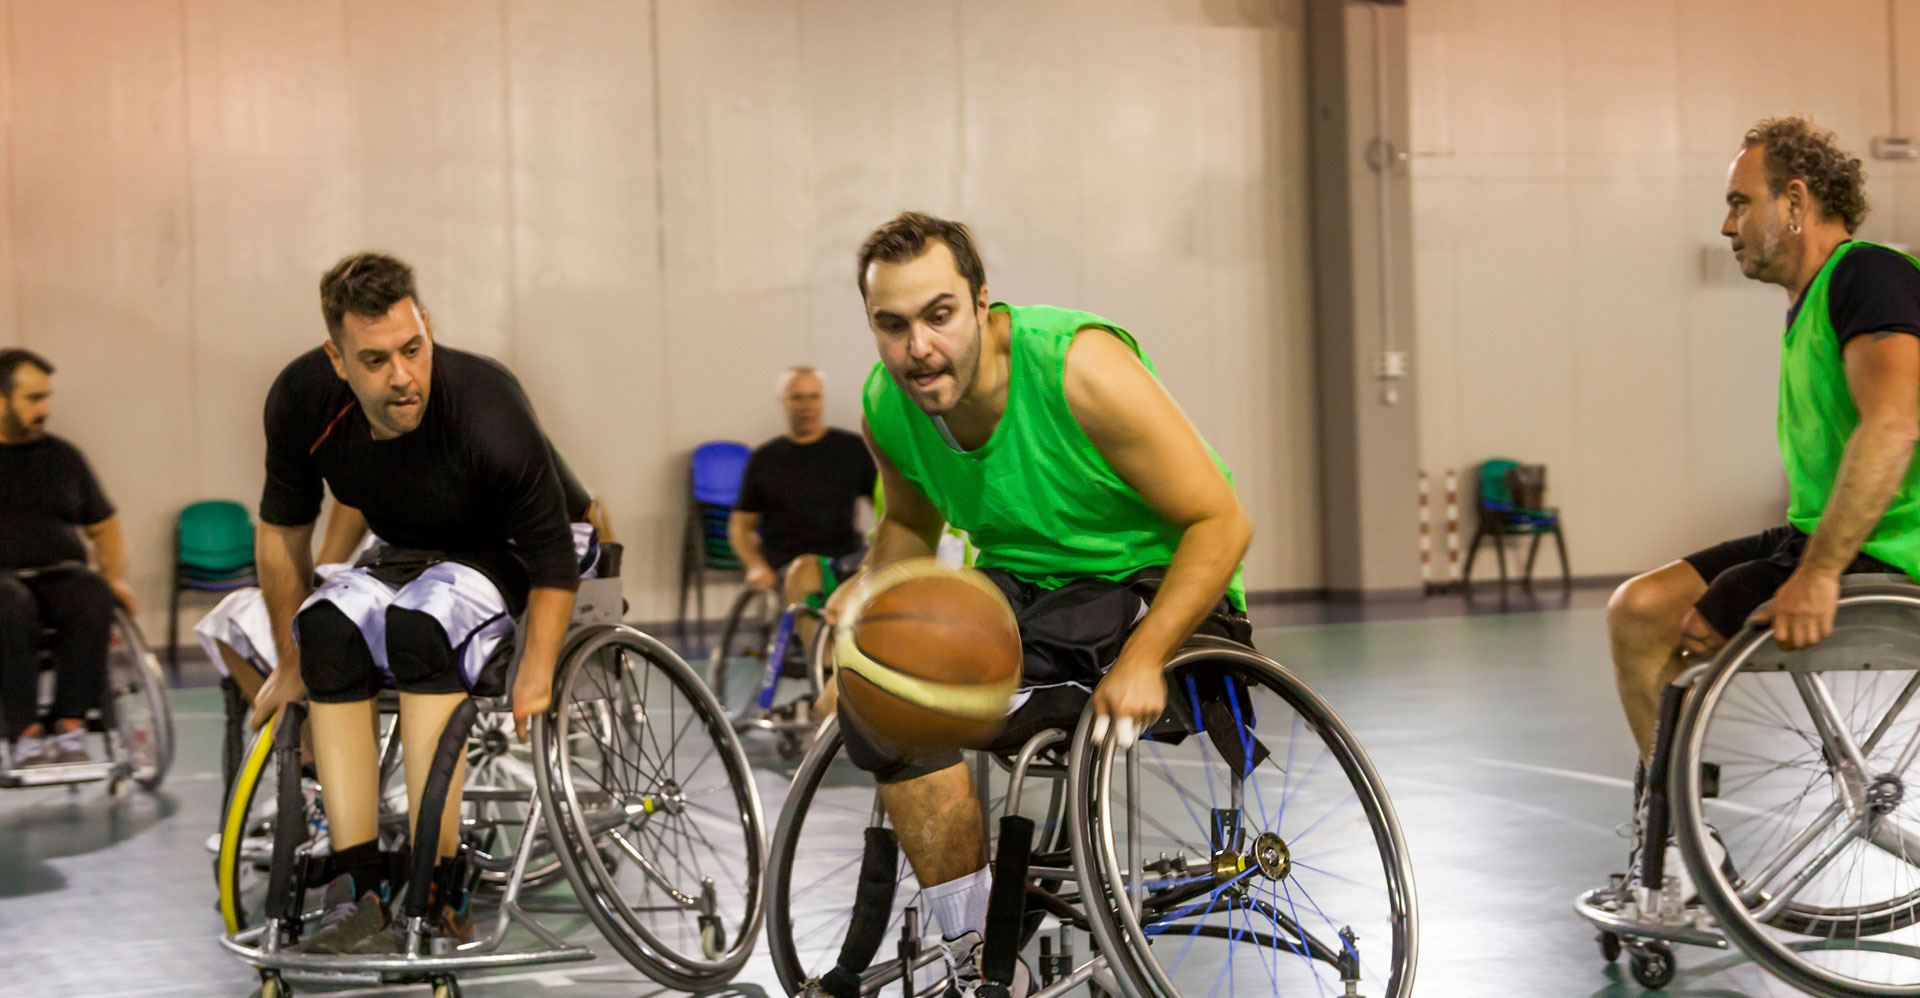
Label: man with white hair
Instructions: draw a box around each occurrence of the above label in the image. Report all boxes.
[728,366,876,632]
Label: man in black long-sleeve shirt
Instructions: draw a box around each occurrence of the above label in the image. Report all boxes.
[248,253,580,953]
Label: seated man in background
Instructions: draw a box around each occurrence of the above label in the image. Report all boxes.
[0,349,136,768]
[729,366,876,652]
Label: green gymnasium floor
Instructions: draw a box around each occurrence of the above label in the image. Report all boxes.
[0,597,1820,997]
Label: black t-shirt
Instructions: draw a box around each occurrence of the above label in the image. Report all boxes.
[1786,242,1920,348]
[0,435,114,569]
[260,345,581,596]
[735,429,875,570]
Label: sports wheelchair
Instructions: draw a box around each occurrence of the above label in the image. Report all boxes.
[767,636,1418,998]
[0,563,172,795]
[217,566,767,997]
[710,586,834,760]
[1579,574,1920,996]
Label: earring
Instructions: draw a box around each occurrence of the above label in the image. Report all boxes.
[1790,218,1802,234]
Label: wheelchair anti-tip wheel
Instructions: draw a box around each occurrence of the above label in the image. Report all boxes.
[1671,579,1920,997]
[536,624,766,990]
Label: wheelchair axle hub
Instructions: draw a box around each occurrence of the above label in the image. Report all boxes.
[1251,831,1292,881]
[1868,773,1905,814]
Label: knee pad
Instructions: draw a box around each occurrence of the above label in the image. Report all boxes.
[837,706,962,785]
[384,606,468,696]
[295,600,381,702]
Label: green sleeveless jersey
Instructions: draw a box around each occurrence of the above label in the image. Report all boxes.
[862,303,1246,609]
[1780,240,1920,578]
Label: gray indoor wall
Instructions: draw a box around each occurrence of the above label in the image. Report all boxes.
[0,0,1321,635]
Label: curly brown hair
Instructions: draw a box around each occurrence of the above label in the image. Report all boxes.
[319,252,424,339]
[1743,117,1869,233]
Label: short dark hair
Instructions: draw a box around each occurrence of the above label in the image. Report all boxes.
[856,212,987,301]
[1743,117,1870,233]
[0,348,52,395]
[319,252,423,338]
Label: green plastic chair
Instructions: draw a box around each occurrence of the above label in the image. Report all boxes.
[1462,458,1569,599]
[169,500,257,673]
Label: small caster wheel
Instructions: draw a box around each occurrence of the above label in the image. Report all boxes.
[777,732,803,761]
[1629,941,1676,989]
[431,976,463,998]
[254,972,290,998]
[1597,930,1622,963]
[699,913,726,958]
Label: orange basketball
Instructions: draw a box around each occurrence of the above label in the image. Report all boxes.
[833,559,1022,755]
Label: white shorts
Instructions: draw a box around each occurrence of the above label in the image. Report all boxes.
[298,560,518,693]
[196,524,597,683]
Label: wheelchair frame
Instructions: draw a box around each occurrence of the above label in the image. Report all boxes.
[218,575,766,997]
[711,586,834,760]
[765,637,1419,998]
[1577,574,1920,995]
[0,563,173,795]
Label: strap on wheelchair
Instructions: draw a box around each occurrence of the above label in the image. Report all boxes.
[821,826,901,998]
[1642,682,1688,889]
[264,702,310,925]
[981,815,1035,991]
[219,677,246,800]
[403,697,481,920]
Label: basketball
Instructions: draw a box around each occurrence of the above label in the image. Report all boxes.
[833,558,1022,754]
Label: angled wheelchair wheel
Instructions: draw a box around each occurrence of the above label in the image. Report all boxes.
[710,588,777,721]
[765,717,1070,998]
[106,609,173,790]
[1071,641,1417,998]
[1673,581,1920,997]
[463,711,564,894]
[536,624,765,989]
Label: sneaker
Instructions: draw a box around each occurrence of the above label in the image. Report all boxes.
[941,933,1032,998]
[11,735,51,769]
[300,874,393,954]
[50,726,88,764]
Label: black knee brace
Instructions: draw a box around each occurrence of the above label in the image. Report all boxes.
[295,601,382,703]
[384,607,467,696]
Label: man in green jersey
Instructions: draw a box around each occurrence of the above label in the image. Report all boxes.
[827,212,1252,996]
[1606,118,1920,908]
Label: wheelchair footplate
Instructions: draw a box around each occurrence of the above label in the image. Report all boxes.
[0,758,128,790]
[1573,874,1726,991]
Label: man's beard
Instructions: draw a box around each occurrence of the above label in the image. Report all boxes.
[0,407,36,441]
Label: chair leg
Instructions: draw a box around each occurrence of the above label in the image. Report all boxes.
[167,577,182,677]
[1462,530,1483,595]
[1523,533,1543,591]
[1492,522,1510,603]
[1554,524,1571,595]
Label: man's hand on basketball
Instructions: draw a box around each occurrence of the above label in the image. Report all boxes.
[1752,568,1841,651]
[511,659,555,743]
[250,664,305,731]
[1089,653,1165,751]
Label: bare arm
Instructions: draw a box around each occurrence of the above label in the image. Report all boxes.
[862,418,943,568]
[250,519,315,727]
[79,514,135,612]
[509,586,577,740]
[1758,331,1920,649]
[585,496,617,545]
[728,510,775,586]
[314,503,369,566]
[1065,329,1253,737]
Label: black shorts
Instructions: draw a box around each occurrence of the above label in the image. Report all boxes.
[837,567,1253,784]
[1683,525,1903,640]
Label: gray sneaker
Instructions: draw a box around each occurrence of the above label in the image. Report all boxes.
[50,727,88,764]
[301,874,393,954]
[12,735,52,768]
[941,933,1032,998]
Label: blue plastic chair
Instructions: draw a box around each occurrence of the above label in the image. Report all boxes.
[678,442,753,651]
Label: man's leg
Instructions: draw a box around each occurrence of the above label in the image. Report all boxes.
[878,762,990,886]
[0,576,41,741]
[396,691,469,861]
[1608,561,1707,761]
[33,571,115,739]
[785,556,827,654]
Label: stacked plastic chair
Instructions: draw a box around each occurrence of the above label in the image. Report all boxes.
[676,442,752,655]
[168,500,257,675]
[1461,458,1569,600]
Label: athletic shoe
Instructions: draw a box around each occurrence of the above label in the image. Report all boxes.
[435,900,475,946]
[11,735,51,768]
[50,726,88,764]
[300,874,393,954]
[941,933,1032,998]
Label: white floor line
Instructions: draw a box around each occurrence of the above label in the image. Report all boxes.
[1467,756,1634,790]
